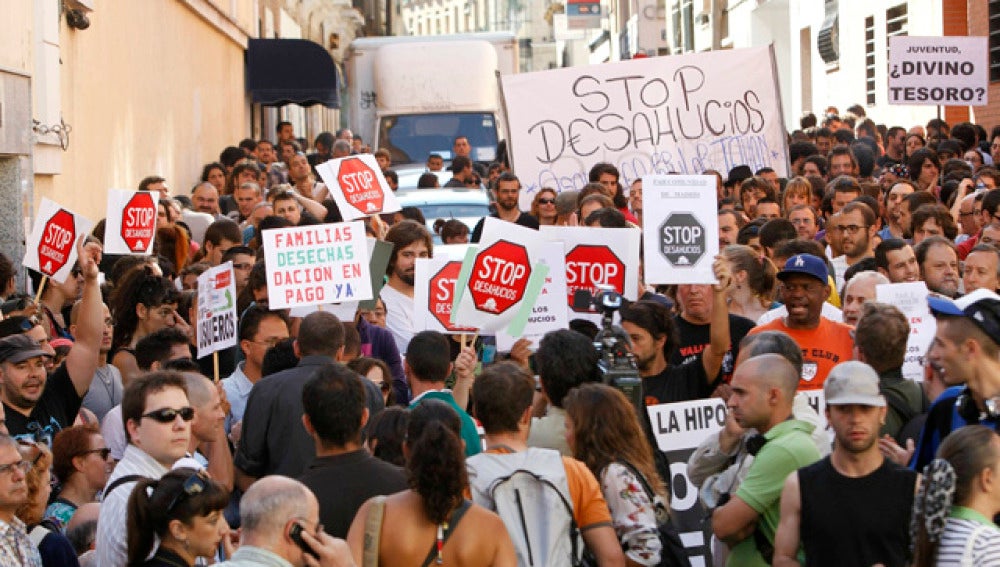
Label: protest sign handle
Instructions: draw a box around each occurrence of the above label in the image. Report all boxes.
[213,351,219,384]
[34,276,47,305]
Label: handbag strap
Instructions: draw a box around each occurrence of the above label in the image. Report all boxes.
[362,496,387,567]
[421,500,473,567]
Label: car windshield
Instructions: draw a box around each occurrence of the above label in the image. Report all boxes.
[378,112,498,165]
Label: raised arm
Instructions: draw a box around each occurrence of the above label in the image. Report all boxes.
[66,237,103,397]
[702,255,732,382]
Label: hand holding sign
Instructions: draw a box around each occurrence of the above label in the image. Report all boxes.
[77,236,102,281]
[712,255,733,291]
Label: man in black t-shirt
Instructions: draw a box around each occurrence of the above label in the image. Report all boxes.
[620,256,733,405]
[0,239,103,445]
[670,283,756,386]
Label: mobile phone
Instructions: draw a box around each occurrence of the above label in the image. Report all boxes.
[289,522,318,559]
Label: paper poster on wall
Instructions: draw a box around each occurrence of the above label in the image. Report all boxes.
[196,262,239,359]
[262,222,372,310]
[888,36,988,106]
[23,198,94,284]
[642,175,719,285]
[500,45,789,210]
[316,154,402,220]
[104,190,159,255]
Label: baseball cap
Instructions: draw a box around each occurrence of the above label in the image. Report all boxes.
[928,288,1000,345]
[824,361,885,407]
[777,254,828,284]
[0,334,50,364]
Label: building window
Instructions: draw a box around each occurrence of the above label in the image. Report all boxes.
[886,4,907,38]
[991,0,1000,82]
[865,16,875,105]
[682,0,694,52]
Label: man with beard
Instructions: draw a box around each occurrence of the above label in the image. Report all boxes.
[712,354,821,567]
[749,254,854,390]
[773,361,917,567]
[470,172,539,242]
[877,181,914,241]
[620,256,732,405]
[915,236,960,298]
[380,220,433,354]
[875,239,920,283]
[829,202,877,290]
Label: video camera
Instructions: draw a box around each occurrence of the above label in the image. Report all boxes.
[573,285,644,414]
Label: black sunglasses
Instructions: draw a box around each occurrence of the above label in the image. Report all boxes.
[142,407,195,423]
[538,198,556,205]
[77,448,112,460]
[167,469,210,512]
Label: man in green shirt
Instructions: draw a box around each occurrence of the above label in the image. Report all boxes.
[406,331,482,456]
[712,354,822,566]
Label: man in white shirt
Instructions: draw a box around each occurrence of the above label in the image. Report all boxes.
[379,221,432,354]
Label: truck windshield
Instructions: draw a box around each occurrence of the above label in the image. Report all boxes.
[379,112,498,165]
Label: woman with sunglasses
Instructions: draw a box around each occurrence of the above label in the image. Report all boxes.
[530,187,559,226]
[46,425,113,529]
[110,266,184,384]
[127,467,231,567]
[347,357,395,406]
[15,440,81,566]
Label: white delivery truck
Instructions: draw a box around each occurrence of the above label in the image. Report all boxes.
[345,32,518,179]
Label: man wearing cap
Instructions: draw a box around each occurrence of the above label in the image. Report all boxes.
[911,288,1000,470]
[1,238,103,444]
[773,361,918,567]
[748,254,855,390]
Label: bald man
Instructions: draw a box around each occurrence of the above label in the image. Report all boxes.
[712,354,822,567]
[841,271,890,326]
[184,372,233,491]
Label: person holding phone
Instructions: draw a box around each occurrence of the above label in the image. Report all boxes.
[126,467,230,566]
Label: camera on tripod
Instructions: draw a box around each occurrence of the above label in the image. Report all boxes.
[573,285,644,413]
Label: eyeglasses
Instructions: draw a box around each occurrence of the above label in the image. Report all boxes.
[959,211,975,218]
[830,224,867,234]
[167,469,210,513]
[251,338,285,349]
[141,407,195,423]
[375,381,391,393]
[0,460,30,476]
[77,448,112,460]
[538,198,556,205]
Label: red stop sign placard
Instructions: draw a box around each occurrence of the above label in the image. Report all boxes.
[467,241,531,315]
[38,209,76,277]
[429,261,476,332]
[120,192,157,252]
[337,157,384,214]
[565,245,626,312]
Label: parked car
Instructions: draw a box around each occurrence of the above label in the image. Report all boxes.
[394,187,491,243]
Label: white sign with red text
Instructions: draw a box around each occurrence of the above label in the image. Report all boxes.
[104,190,159,255]
[316,154,401,220]
[196,262,238,359]
[496,244,569,351]
[262,222,372,310]
[876,282,935,382]
[23,198,93,284]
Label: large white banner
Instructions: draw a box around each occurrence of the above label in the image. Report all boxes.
[501,45,788,209]
[888,36,988,106]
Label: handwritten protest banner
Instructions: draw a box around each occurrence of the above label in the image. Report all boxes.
[647,391,828,565]
[451,218,548,335]
[876,282,935,382]
[23,198,93,284]
[642,175,719,285]
[888,36,988,106]
[105,190,159,255]
[262,222,372,310]
[496,244,569,351]
[317,154,401,219]
[539,226,639,326]
[501,45,788,207]
[196,262,238,360]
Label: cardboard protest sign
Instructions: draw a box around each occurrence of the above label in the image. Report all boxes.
[501,45,789,209]
[876,282,935,382]
[539,226,639,325]
[496,244,569,351]
[415,256,479,334]
[104,190,159,255]
[642,175,719,284]
[262,222,372,310]
[23,198,93,284]
[888,36,988,106]
[316,154,401,219]
[196,262,238,359]
[358,239,394,310]
[451,218,548,335]
[646,391,828,564]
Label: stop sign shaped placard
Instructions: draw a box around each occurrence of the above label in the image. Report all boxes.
[337,157,384,214]
[467,241,531,315]
[566,245,626,312]
[120,192,157,252]
[38,209,76,276]
[429,261,477,331]
[659,212,706,267]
